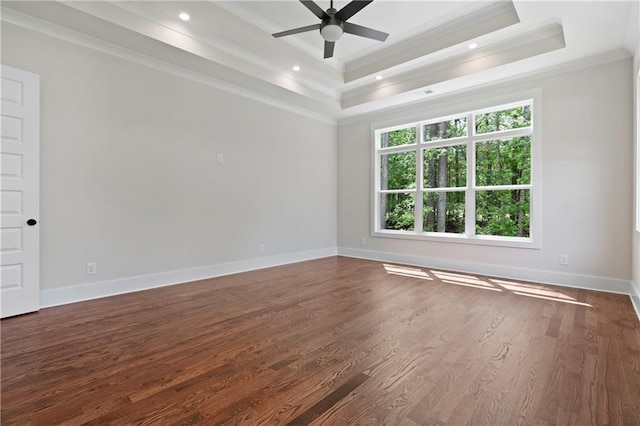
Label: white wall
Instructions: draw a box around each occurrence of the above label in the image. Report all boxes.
[1,21,635,303]
[1,23,337,292]
[338,59,633,292]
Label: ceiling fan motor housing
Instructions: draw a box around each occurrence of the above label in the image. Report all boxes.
[320,9,344,42]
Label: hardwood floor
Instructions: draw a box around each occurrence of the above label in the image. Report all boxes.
[2,256,639,425]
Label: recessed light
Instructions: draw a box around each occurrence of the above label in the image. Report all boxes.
[376,75,383,80]
[179,12,190,21]
[293,65,301,72]
[468,42,478,49]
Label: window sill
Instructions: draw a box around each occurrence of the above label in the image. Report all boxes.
[372,230,540,249]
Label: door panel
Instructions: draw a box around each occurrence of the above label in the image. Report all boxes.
[1,65,39,318]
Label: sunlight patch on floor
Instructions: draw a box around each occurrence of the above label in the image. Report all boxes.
[491,279,576,301]
[512,291,592,307]
[383,264,433,280]
[439,279,503,292]
[380,264,591,307]
[432,270,496,288]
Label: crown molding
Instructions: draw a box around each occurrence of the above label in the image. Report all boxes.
[344,1,520,83]
[341,23,565,109]
[1,1,632,125]
[1,8,339,125]
[92,1,344,94]
[338,49,631,126]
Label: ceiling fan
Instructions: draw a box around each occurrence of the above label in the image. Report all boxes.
[272,0,389,59]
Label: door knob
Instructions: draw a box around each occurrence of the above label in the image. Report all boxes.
[26,219,37,226]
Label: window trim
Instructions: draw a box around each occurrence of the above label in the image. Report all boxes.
[636,69,640,234]
[371,91,542,249]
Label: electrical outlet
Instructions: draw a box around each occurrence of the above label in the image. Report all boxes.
[360,238,366,246]
[86,262,97,275]
[559,255,569,266]
[258,243,265,253]
[217,153,224,164]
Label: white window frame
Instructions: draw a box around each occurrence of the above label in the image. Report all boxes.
[636,69,640,233]
[372,94,541,249]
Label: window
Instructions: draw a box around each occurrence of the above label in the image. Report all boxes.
[374,99,538,247]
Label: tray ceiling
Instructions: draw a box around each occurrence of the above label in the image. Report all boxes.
[2,1,638,122]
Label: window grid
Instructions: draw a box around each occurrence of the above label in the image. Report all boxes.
[375,101,534,242]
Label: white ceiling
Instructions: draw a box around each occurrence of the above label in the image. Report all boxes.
[218,1,488,62]
[2,1,639,122]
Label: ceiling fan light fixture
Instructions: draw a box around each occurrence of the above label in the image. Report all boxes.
[271,0,388,59]
[321,24,344,42]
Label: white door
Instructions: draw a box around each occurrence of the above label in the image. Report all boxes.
[1,65,40,318]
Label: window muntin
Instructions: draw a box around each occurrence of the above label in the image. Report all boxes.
[374,99,536,246]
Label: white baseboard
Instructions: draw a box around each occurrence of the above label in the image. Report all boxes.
[337,247,632,295]
[630,283,640,323]
[40,247,338,308]
[40,247,637,317]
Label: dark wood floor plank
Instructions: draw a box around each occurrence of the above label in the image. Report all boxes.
[440,299,546,425]
[2,256,639,425]
[286,372,370,425]
[320,280,544,425]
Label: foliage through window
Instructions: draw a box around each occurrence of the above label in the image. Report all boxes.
[374,100,535,243]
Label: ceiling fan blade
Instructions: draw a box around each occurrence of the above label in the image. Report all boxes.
[324,41,335,59]
[272,23,321,38]
[335,0,374,21]
[299,0,329,19]
[343,22,388,41]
